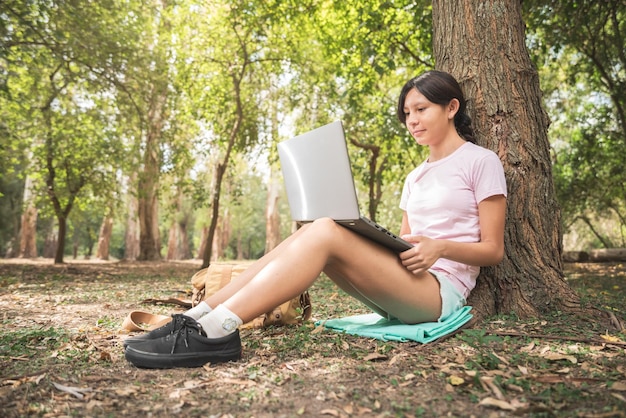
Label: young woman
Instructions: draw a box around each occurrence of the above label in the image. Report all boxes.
[124,70,507,369]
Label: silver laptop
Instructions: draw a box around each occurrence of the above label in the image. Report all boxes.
[277,121,413,253]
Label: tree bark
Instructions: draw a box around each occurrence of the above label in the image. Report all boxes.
[124,181,140,261]
[43,226,57,259]
[432,0,584,320]
[19,176,38,258]
[265,173,282,253]
[166,187,191,260]
[96,215,113,260]
[137,88,165,261]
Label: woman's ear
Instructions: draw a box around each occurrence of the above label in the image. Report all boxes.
[447,98,460,119]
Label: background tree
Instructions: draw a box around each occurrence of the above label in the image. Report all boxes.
[294,0,432,228]
[2,0,141,263]
[523,0,626,250]
[174,0,299,268]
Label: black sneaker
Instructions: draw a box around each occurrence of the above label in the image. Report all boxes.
[124,318,242,369]
[123,314,191,348]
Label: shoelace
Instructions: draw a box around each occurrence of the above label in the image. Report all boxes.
[168,315,189,335]
[169,320,202,354]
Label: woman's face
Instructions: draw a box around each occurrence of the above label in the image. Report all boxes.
[402,88,455,146]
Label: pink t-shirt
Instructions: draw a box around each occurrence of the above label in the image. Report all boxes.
[399,142,507,298]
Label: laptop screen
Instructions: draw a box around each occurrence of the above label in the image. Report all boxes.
[278,121,361,222]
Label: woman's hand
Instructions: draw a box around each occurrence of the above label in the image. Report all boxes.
[399,235,442,275]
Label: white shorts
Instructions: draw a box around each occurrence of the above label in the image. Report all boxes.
[430,270,467,322]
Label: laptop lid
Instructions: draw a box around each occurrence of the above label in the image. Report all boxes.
[277,121,360,222]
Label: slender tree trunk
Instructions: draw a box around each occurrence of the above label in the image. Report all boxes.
[202,162,226,267]
[137,89,165,261]
[19,176,38,258]
[124,175,140,260]
[432,0,585,319]
[265,174,282,253]
[219,209,231,259]
[96,215,113,260]
[211,223,223,262]
[166,217,191,259]
[166,220,180,260]
[180,222,190,259]
[43,223,57,259]
[237,230,245,259]
[200,117,242,267]
[347,139,385,222]
[197,226,208,260]
[165,187,191,260]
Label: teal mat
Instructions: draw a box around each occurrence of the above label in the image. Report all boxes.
[317,306,472,343]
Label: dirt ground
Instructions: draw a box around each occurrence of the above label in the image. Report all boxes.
[0,259,625,417]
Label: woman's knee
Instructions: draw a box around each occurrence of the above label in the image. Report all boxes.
[305,218,342,242]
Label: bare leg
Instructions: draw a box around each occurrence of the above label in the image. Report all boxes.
[216,218,442,325]
[203,225,311,309]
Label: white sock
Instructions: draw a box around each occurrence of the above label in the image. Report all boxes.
[197,304,243,339]
[184,301,213,320]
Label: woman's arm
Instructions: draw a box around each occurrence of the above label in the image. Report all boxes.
[400,195,506,274]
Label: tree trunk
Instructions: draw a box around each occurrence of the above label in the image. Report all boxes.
[219,209,231,259]
[166,219,191,260]
[137,89,165,261]
[19,176,38,258]
[211,223,223,262]
[197,226,208,260]
[124,175,140,261]
[52,216,67,264]
[432,0,584,320]
[43,226,57,259]
[201,159,227,268]
[165,187,191,260]
[200,122,241,267]
[265,173,281,253]
[166,220,180,260]
[96,215,113,260]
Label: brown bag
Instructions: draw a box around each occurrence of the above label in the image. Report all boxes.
[191,262,312,329]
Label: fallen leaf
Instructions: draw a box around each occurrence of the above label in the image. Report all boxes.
[612,393,626,402]
[448,375,465,386]
[311,323,326,334]
[479,397,516,411]
[363,353,387,362]
[321,409,339,416]
[540,352,577,364]
[52,382,92,399]
[183,379,204,389]
[505,383,524,393]
[114,387,137,396]
[491,351,510,365]
[601,333,623,343]
[221,378,256,387]
[480,376,504,400]
[610,381,626,391]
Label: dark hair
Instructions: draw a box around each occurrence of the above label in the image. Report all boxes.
[397,70,475,143]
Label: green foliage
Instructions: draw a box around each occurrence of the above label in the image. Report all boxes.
[2,0,625,258]
[524,0,626,249]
